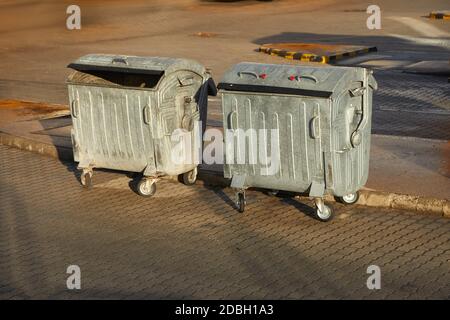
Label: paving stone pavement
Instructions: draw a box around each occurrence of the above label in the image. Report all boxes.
[0,145,449,300]
[372,71,450,140]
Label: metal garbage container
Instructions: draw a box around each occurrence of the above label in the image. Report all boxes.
[67,54,217,196]
[218,62,377,221]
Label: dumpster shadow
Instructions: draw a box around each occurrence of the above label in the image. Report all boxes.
[202,183,319,220]
[280,197,316,219]
[203,184,237,211]
[190,181,349,299]
[62,160,81,183]
[255,188,318,219]
[262,189,317,219]
[128,173,145,196]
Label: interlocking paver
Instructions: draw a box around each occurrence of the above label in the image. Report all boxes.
[0,145,449,299]
[372,71,450,140]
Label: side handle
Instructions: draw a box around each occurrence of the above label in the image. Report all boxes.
[143,105,151,124]
[71,100,79,118]
[309,116,320,139]
[228,111,238,130]
[349,69,370,147]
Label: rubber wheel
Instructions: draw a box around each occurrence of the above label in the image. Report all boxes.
[237,193,246,213]
[315,205,334,222]
[80,171,92,189]
[337,191,360,205]
[137,179,156,197]
[182,168,197,186]
[267,189,279,197]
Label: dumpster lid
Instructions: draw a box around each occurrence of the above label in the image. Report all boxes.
[217,62,361,98]
[68,54,206,76]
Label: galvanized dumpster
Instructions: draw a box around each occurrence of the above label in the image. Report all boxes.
[67,54,216,196]
[218,62,377,221]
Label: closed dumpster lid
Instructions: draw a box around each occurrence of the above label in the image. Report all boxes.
[68,54,206,76]
[217,62,362,98]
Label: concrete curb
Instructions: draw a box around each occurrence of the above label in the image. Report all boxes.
[1,130,449,218]
[347,190,449,218]
[0,131,73,161]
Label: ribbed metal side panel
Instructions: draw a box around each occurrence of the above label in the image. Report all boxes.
[223,93,322,192]
[70,85,154,172]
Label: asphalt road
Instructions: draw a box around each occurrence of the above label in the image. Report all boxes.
[0,145,449,299]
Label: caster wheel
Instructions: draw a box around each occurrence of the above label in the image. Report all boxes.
[80,171,93,189]
[182,167,197,186]
[137,179,156,197]
[337,191,359,205]
[267,189,279,197]
[236,192,246,213]
[315,205,334,222]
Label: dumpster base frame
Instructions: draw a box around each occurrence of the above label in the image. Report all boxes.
[230,174,335,221]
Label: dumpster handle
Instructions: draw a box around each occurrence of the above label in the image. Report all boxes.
[238,71,259,79]
[310,116,320,139]
[71,100,79,118]
[143,105,151,124]
[350,69,369,147]
[296,75,318,83]
[178,76,195,86]
[229,111,238,130]
[112,57,129,65]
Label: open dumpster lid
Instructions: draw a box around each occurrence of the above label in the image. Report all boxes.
[217,62,362,98]
[68,54,207,76]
